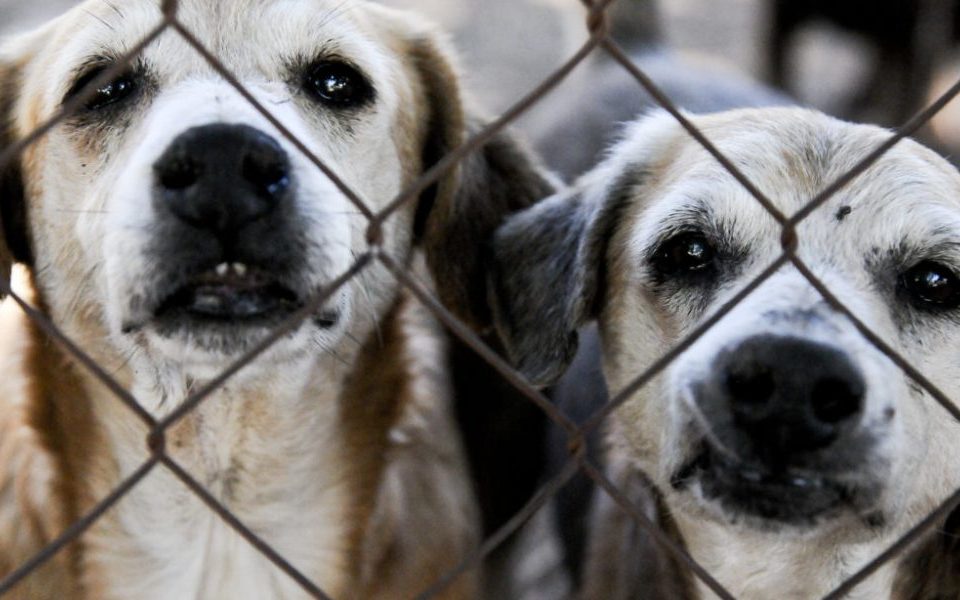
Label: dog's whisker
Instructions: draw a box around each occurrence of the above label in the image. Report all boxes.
[317,0,361,30]
[109,346,142,377]
[937,527,960,541]
[121,223,154,233]
[101,0,124,20]
[318,345,351,369]
[352,251,384,348]
[83,8,115,32]
[60,262,102,321]
[342,330,363,348]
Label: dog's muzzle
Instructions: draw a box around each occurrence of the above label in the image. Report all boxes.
[142,123,327,335]
[675,335,875,523]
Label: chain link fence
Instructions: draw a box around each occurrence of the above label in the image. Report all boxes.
[1,0,959,598]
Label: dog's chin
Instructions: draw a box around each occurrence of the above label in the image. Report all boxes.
[669,444,862,528]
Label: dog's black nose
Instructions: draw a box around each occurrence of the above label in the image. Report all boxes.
[154,124,291,235]
[708,335,865,457]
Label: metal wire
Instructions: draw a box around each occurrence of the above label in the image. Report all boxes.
[1,0,959,598]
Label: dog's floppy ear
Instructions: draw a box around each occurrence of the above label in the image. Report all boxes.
[489,112,679,386]
[403,28,556,330]
[0,67,20,292]
[488,184,627,387]
[0,53,33,295]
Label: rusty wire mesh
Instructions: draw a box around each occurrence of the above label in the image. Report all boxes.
[1,0,960,598]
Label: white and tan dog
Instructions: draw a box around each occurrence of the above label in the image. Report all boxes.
[492,107,960,599]
[0,1,553,598]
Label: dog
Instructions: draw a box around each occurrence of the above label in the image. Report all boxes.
[491,107,960,598]
[0,1,554,598]
[767,0,959,125]
[518,10,792,584]
[518,1,791,181]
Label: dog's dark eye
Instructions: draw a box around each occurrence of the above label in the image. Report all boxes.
[66,67,138,111]
[303,61,374,108]
[652,232,717,277]
[901,260,960,309]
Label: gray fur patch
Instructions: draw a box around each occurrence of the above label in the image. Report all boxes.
[490,168,643,386]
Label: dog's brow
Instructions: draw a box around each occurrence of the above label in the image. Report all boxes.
[81,0,129,33]
[901,238,960,264]
[641,201,714,254]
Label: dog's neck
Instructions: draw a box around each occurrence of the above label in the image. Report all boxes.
[24,297,418,599]
[75,356,358,598]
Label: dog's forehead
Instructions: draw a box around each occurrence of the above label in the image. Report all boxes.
[44,0,387,43]
[631,108,960,251]
[9,0,409,128]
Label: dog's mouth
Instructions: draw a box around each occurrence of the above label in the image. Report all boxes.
[154,262,305,323]
[671,443,851,524]
[126,260,346,353]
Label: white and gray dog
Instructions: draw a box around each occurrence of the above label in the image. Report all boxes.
[491,107,960,599]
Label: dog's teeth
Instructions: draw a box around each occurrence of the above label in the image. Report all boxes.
[216,263,229,277]
[232,263,248,276]
[195,293,225,312]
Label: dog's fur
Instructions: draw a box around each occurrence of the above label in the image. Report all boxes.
[0,1,554,598]
[491,107,960,599]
